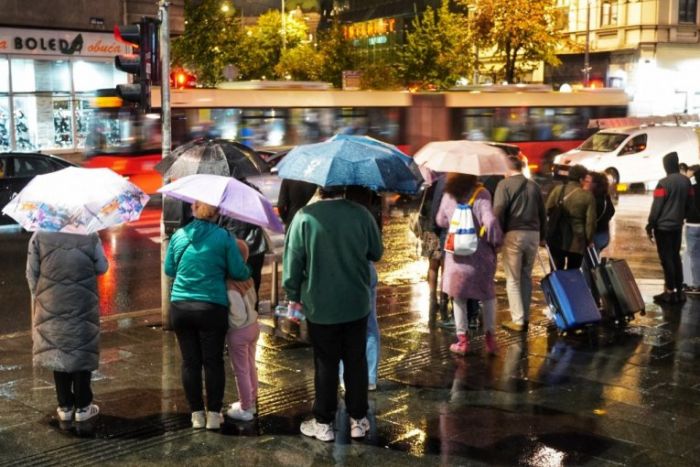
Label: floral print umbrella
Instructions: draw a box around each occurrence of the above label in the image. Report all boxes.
[1,167,149,234]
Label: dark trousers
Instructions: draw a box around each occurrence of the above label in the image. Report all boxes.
[171,301,228,412]
[655,229,683,291]
[54,371,92,409]
[248,253,265,308]
[308,316,368,424]
[550,246,583,270]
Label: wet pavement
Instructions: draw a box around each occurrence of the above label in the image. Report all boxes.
[2,194,700,466]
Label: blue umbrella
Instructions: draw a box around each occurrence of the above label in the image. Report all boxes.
[277,135,422,194]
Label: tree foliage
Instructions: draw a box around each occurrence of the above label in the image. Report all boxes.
[316,20,356,88]
[237,10,309,80]
[275,43,324,81]
[171,0,243,87]
[399,0,471,90]
[463,0,562,83]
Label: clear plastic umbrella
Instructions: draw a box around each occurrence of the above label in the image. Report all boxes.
[1,167,149,233]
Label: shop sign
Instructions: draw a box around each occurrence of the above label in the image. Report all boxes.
[0,27,128,57]
[343,18,396,41]
[342,70,362,91]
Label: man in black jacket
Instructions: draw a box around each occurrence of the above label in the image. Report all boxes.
[646,152,693,304]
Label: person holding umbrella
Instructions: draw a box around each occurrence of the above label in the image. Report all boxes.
[5,167,150,424]
[415,141,507,355]
[435,173,503,355]
[165,200,251,430]
[27,231,109,423]
[283,186,383,441]
[277,135,419,441]
[158,174,283,429]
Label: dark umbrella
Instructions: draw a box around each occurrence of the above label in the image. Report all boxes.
[155,138,268,180]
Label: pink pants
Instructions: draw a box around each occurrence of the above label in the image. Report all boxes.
[226,322,260,411]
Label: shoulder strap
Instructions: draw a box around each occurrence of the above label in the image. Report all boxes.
[467,186,485,206]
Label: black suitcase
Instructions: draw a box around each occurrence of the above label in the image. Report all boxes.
[586,248,645,324]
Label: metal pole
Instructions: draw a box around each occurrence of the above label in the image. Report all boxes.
[159,0,173,330]
[281,0,286,50]
[584,0,591,87]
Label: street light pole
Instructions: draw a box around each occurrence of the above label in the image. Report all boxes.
[158,0,172,330]
[583,0,591,87]
[281,0,286,50]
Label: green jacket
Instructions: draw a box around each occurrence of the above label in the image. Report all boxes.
[545,181,596,254]
[165,219,251,306]
[283,199,383,325]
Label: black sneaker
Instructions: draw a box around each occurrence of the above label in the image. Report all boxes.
[686,287,700,295]
[653,292,675,303]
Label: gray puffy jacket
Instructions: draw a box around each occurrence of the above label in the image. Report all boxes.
[26,231,109,372]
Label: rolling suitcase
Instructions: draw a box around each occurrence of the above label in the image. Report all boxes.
[540,247,601,332]
[587,248,644,324]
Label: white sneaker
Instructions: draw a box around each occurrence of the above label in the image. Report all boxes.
[206,411,224,430]
[226,402,255,421]
[56,406,74,422]
[228,401,257,415]
[368,383,377,391]
[300,419,335,442]
[191,410,206,429]
[74,404,99,422]
[350,417,370,439]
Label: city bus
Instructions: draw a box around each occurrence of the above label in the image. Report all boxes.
[446,85,629,173]
[83,83,628,194]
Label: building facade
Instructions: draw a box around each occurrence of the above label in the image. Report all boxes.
[549,0,700,116]
[0,0,184,154]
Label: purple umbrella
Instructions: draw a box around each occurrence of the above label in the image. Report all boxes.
[158,174,284,233]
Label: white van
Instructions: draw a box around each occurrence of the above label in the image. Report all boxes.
[552,126,700,185]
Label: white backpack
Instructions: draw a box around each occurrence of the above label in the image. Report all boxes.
[445,187,484,256]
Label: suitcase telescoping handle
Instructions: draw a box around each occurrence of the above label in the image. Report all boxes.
[537,243,557,275]
[586,245,602,267]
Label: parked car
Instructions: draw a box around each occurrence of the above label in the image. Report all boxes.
[0,152,77,225]
[552,126,700,185]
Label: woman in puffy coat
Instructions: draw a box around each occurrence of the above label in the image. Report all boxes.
[436,173,503,356]
[26,231,109,423]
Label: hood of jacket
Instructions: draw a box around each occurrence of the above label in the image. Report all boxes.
[663,152,680,175]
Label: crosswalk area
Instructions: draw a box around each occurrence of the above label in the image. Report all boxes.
[127,209,162,244]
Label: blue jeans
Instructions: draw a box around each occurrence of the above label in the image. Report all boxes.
[340,263,380,386]
[593,231,610,252]
[686,225,700,287]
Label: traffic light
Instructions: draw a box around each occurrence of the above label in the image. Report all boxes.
[114,17,160,110]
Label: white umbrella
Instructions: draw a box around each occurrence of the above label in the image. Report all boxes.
[414,140,509,176]
[1,167,149,234]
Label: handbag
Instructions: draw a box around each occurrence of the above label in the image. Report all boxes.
[445,186,484,256]
[409,188,430,239]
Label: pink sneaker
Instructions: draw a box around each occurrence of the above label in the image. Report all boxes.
[449,333,469,356]
[485,331,498,355]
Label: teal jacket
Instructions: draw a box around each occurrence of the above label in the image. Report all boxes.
[165,219,251,306]
[283,199,383,325]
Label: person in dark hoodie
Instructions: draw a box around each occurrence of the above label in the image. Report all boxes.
[646,152,693,304]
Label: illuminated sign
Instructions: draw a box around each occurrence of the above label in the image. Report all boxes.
[368,36,388,46]
[0,27,128,57]
[343,18,396,40]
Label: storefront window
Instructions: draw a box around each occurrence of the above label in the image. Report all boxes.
[0,58,9,93]
[11,59,71,93]
[73,60,124,92]
[14,94,73,150]
[0,97,10,151]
